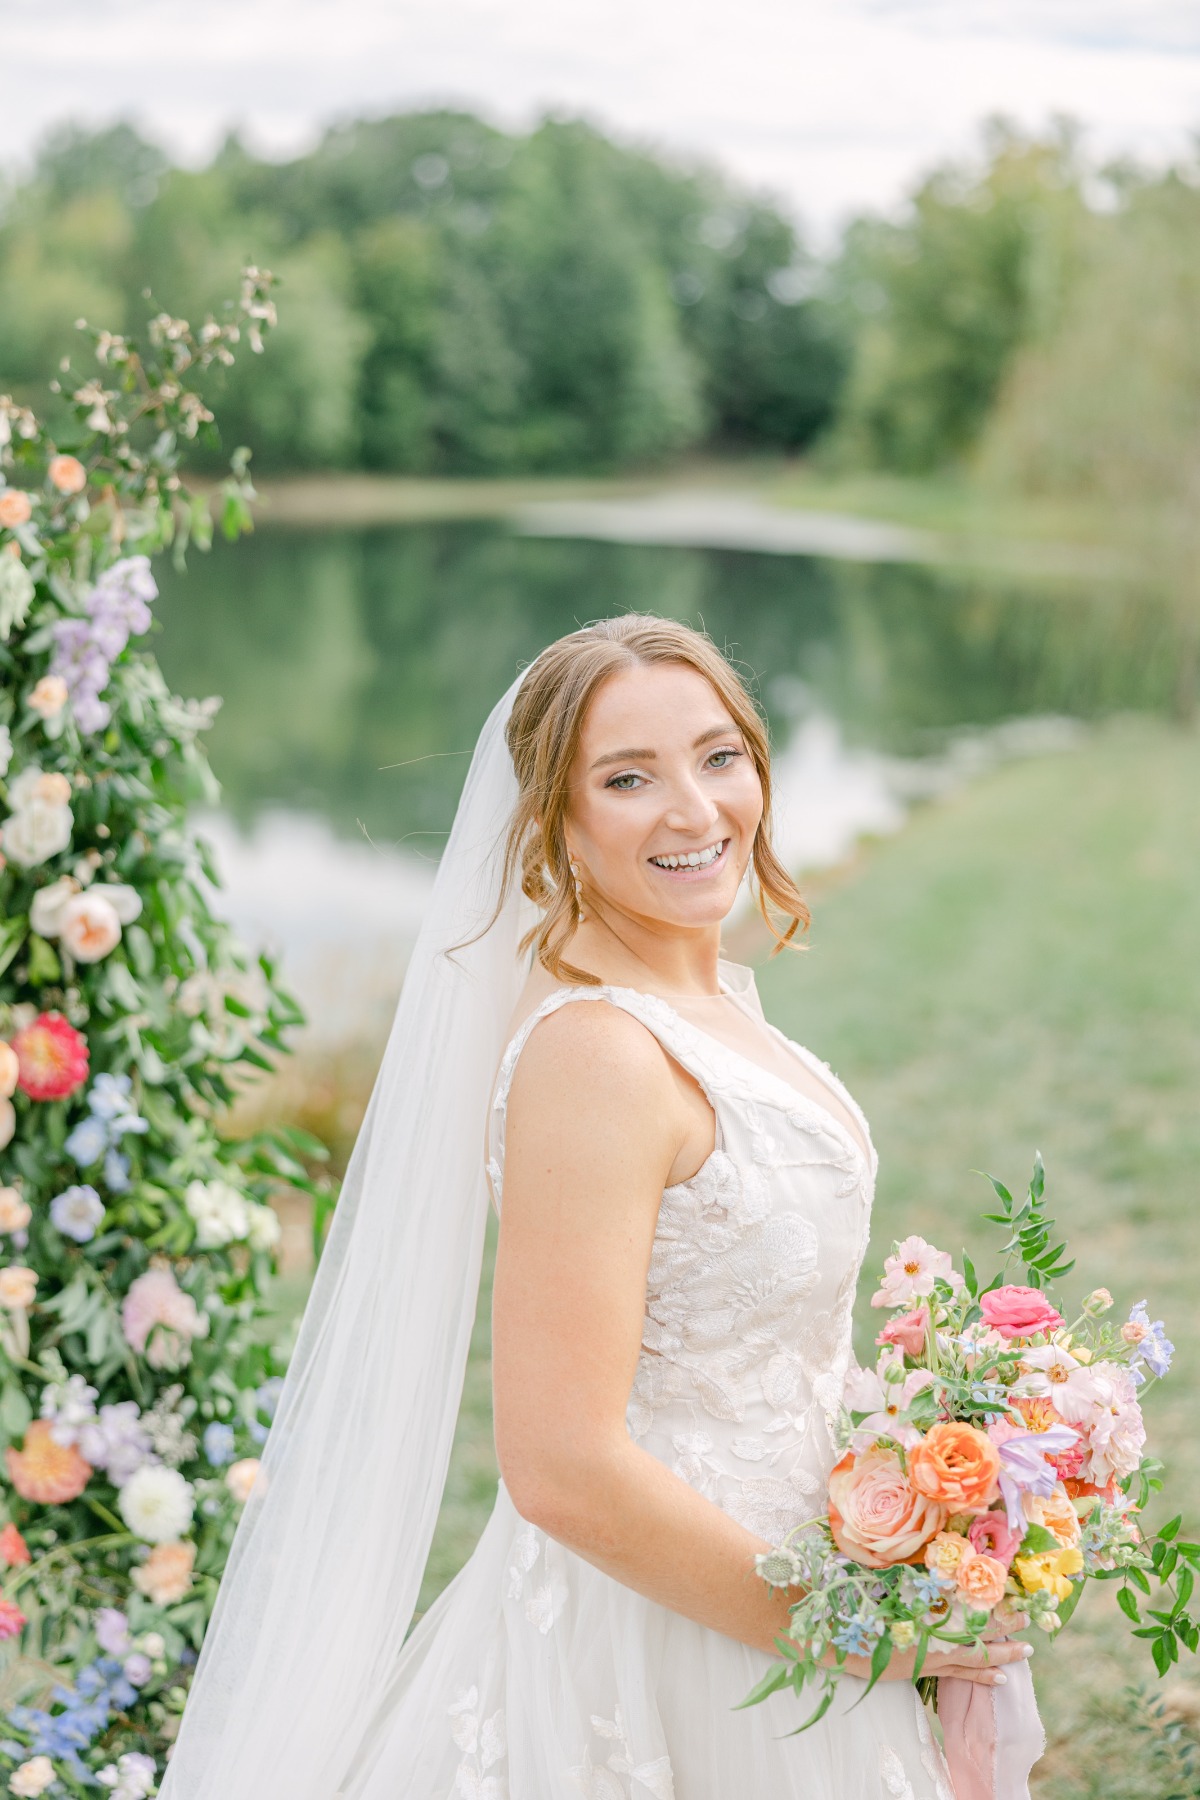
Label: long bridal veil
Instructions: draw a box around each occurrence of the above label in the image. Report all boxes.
[161,675,529,1800]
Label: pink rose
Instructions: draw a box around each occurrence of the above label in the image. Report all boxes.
[828,1446,947,1568]
[967,1509,1023,1566]
[979,1285,1064,1341]
[875,1305,930,1358]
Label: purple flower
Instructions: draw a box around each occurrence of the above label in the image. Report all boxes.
[77,1401,156,1485]
[50,1183,105,1243]
[94,1608,131,1656]
[990,1421,1079,1531]
[1126,1301,1173,1384]
[49,556,157,735]
[203,1421,236,1466]
[122,1652,152,1687]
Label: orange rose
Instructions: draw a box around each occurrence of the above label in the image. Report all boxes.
[828,1446,947,1568]
[908,1422,1001,1512]
[6,1419,91,1503]
[132,1539,196,1605]
[956,1552,1008,1610]
[1026,1492,1081,1549]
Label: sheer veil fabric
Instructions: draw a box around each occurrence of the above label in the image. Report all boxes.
[160,675,531,1800]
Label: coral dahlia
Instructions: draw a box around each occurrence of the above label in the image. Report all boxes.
[0,1597,27,1640]
[7,1417,92,1503]
[11,1012,89,1101]
[0,1522,31,1565]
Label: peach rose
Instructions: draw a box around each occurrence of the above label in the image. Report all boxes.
[7,1418,91,1503]
[0,1042,18,1098]
[226,1458,260,1504]
[28,676,68,721]
[48,456,86,495]
[1026,1491,1082,1550]
[957,1552,1009,1610]
[908,1421,1001,1512]
[828,1446,947,1568]
[0,1266,37,1309]
[58,891,122,963]
[979,1284,1064,1341]
[132,1538,196,1605]
[0,490,31,528]
[0,1187,32,1234]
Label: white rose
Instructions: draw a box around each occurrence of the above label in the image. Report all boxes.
[30,874,82,937]
[118,1465,195,1543]
[0,724,11,778]
[245,1202,282,1253]
[1,797,73,868]
[9,1755,56,1797]
[59,890,122,962]
[101,883,143,924]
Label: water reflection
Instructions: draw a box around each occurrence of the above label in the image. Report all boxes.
[154,519,1182,854]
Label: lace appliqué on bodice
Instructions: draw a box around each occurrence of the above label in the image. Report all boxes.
[488,980,875,1549]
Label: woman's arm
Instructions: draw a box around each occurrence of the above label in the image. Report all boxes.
[491,1001,1028,1686]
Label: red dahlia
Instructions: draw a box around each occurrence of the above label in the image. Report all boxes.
[11,1011,90,1101]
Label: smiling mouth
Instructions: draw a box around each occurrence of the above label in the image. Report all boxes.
[648,838,729,873]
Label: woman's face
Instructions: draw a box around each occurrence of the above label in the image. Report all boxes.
[566,661,764,934]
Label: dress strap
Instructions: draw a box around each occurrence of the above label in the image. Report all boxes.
[485,984,721,1212]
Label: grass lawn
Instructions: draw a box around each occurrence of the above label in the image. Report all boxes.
[280,715,1200,1794]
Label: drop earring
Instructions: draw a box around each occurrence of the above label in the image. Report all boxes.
[569,858,586,923]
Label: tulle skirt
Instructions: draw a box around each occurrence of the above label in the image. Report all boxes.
[342,1482,954,1800]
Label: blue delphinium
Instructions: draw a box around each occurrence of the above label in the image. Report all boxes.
[9,1655,139,1781]
[204,1421,236,1466]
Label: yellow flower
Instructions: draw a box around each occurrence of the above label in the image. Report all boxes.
[890,1619,917,1650]
[1014,1545,1084,1603]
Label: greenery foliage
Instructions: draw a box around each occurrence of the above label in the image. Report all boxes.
[0,273,330,1792]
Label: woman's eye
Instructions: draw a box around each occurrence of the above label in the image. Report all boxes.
[606,771,643,790]
[707,748,742,770]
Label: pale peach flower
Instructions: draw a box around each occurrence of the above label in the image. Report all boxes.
[0,1099,13,1152]
[828,1446,946,1567]
[225,1458,260,1504]
[30,772,71,807]
[956,1552,1009,1610]
[28,676,68,720]
[0,1188,31,1234]
[924,1529,975,1580]
[0,490,32,529]
[132,1538,196,1604]
[1121,1320,1149,1345]
[9,1754,55,1796]
[0,1266,37,1309]
[48,455,86,494]
[59,890,122,963]
[1025,1491,1082,1549]
[0,1042,17,1098]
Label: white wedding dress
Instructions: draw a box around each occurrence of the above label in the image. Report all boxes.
[344,965,955,1800]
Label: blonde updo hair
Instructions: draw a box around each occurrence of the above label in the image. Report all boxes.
[498,614,809,985]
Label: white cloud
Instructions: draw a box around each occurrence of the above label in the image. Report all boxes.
[4,0,1198,232]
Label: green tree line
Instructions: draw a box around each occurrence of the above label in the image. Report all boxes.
[1,109,1196,520]
[0,113,844,473]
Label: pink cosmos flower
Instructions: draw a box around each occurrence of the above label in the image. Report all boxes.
[979,1285,1064,1341]
[843,1360,936,1452]
[122,1268,207,1370]
[870,1237,955,1308]
[967,1509,1023,1567]
[875,1305,930,1357]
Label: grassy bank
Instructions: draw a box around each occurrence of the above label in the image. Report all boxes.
[755,715,1200,1794]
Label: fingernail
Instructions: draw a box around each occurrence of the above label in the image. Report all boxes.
[994,1672,1008,1685]
[1020,1644,1034,1657]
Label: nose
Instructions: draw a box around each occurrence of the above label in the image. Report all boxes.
[662,770,721,839]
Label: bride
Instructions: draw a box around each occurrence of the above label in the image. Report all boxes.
[161,616,1033,1800]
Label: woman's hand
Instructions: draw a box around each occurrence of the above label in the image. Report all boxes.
[832,1622,1033,1687]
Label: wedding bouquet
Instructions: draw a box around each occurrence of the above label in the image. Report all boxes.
[745,1156,1199,1739]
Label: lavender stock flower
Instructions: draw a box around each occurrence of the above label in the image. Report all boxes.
[1125,1301,1174,1384]
[993,1423,1079,1531]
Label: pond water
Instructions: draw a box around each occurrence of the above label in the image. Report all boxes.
[152,516,1185,1034]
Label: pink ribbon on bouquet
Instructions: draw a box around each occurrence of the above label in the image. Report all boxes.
[937,1659,1045,1800]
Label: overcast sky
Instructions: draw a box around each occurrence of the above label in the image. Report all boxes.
[6,0,1199,234]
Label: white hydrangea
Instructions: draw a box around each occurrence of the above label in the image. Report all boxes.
[0,724,11,779]
[185,1177,250,1248]
[118,1464,194,1543]
[0,554,34,642]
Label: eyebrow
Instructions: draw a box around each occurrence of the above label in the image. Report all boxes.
[589,724,741,772]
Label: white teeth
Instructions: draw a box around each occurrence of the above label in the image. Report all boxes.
[651,840,725,870]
